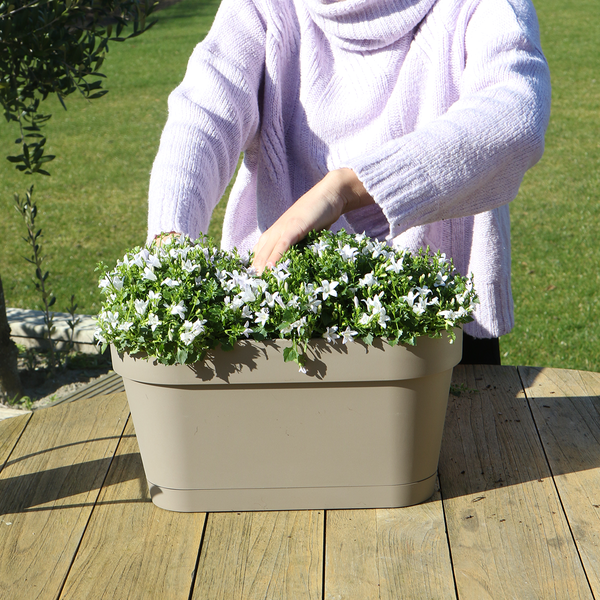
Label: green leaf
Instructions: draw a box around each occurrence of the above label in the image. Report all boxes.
[283,346,299,363]
[176,347,188,364]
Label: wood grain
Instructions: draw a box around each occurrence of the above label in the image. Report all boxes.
[439,365,592,599]
[325,486,456,600]
[0,412,30,474]
[192,510,324,600]
[60,417,206,600]
[520,366,600,597]
[0,393,130,600]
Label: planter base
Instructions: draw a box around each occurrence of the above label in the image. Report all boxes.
[113,333,462,512]
[148,473,437,513]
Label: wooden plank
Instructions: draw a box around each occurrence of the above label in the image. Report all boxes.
[520,366,600,597]
[0,393,130,600]
[439,365,592,599]
[50,372,125,406]
[0,412,30,473]
[192,510,323,600]
[325,486,456,600]
[60,418,206,600]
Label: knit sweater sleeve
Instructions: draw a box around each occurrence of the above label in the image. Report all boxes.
[146,0,266,242]
[342,0,551,240]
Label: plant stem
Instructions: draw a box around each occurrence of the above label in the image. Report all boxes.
[14,186,59,374]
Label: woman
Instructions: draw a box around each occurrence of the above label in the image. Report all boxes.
[147,0,551,364]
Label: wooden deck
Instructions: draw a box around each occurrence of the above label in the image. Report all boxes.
[2,364,600,599]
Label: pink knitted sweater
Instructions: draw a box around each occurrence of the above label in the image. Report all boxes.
[147,0,551,338]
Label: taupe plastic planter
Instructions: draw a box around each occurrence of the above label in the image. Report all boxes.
[111,330,462,513]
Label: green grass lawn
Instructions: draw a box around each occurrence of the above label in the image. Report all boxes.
[1,0,599,371]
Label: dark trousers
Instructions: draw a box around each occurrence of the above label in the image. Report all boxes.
[460,333,501,365]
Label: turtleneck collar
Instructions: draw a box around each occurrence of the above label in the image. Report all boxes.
[300,0,437,51]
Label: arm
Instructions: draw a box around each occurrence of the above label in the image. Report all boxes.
[253,0,551,265]
[147,0,266,243]
[343,0,551,238]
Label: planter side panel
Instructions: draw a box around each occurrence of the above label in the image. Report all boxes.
[124,370,451,511]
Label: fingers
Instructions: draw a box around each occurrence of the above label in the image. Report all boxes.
[154,231,180,247]
[252,217,308,273]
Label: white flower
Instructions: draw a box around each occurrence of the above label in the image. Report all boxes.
[358,272,378,287]
[287,295,300,309]
[238,285,256,303]
[112,276,124,291]
[377,310,391,328]
[242,321,253,338]
[168,301,186,320]
[272,267,290,284]
[162,278,180,287]
[143,267,157,282]
[147,313,160,331]
[118,321,133,332]
[182,260,197,274]
[322,326,340,343]
[146,253,162,269]
[402,290,419,307]
[93,328,106,343]
[386,255,405,274]
[254,308,270,327]
[98,276,111,289]
[134,299,149,315]
[180,319,207,345]
[358,313,372,325]
[241,305,253,319]
[415,285,432,298]
[338,244,358,262]
[307,297,321,314]
[101,310,119,329]
[439,309,458,322]
[148,290,161,301]
[262,291,284,309]
[311,239,330,256]
[412,297,428,316]
[434,271,449,287]
[341,326,358,344]
[319,280,338,301]
[132,253,145,268]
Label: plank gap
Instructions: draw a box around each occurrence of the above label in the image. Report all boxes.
[438,471,461,600]
[188,511,212,600]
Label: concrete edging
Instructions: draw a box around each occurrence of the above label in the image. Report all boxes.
[7,308,100,354]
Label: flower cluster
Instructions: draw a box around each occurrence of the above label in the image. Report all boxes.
[95,230,478,369]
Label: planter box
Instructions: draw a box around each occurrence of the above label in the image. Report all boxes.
[111,330,462,512]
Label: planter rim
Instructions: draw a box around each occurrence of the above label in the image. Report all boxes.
[111,329,462,385]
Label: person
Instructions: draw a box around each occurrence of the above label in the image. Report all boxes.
[146,0,551,365]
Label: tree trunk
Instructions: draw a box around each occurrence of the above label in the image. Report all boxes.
[0,274,23,401]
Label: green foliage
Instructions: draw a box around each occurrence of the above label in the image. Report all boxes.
[95,230,477,369]
[1,0,157,176]
[0,0,222,316]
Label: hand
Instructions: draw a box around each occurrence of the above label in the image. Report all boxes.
[252,168,374,272]
[153,231,180,247]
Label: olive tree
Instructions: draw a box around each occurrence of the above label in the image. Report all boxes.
[0,0,156,400]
